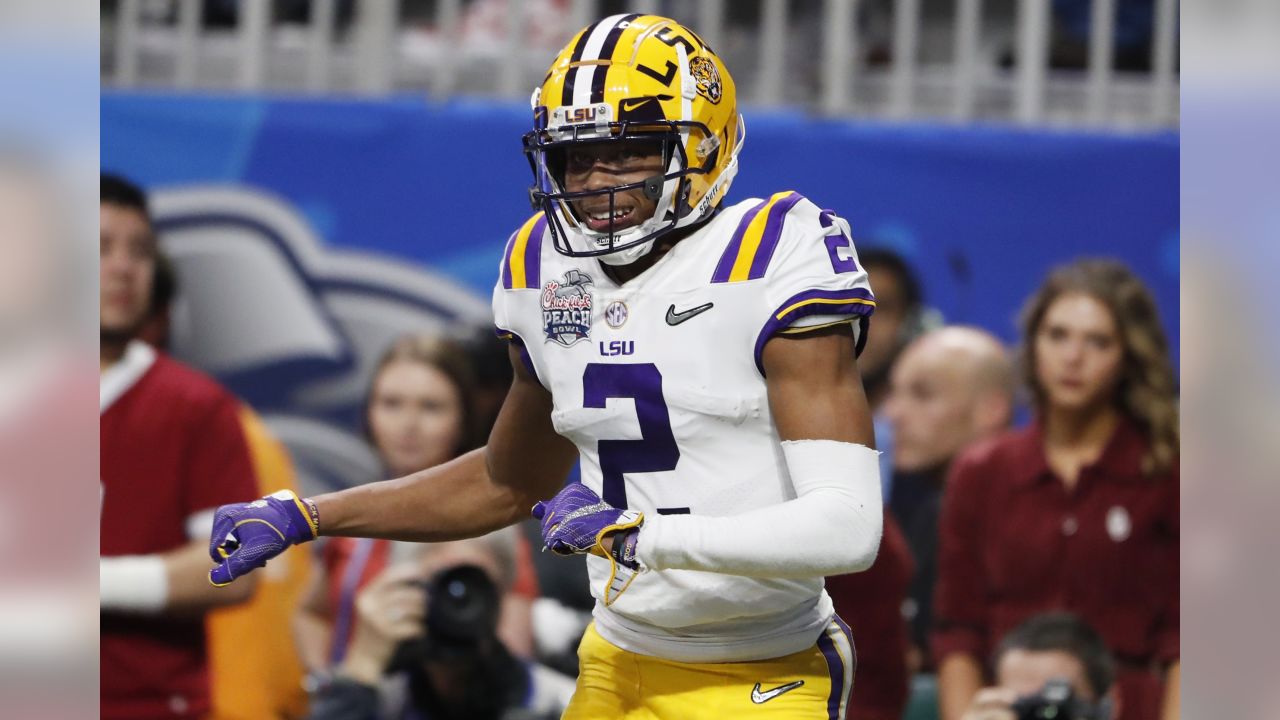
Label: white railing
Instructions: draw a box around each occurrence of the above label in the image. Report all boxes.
[103,0,1178,129]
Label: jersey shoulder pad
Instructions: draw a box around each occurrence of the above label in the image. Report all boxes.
[735,195,876,370]
[709,190,825,284]
[498,213,549,291]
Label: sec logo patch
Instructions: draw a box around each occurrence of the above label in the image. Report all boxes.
[605,300,629,329]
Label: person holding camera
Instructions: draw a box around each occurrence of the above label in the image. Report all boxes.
[305,531,574,720]
[962,613,1118,720]
[293,335,542,675]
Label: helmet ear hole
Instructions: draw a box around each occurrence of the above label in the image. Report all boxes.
[642,175,664,201]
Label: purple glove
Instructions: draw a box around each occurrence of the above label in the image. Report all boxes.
[208,490,318,586]
[532,483,643,558]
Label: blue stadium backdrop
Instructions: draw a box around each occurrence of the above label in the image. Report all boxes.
[100,91,1179,495]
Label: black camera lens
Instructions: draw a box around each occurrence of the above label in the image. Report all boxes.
[423,564,500,658]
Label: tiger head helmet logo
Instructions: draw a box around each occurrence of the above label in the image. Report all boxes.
[689,56,723,104]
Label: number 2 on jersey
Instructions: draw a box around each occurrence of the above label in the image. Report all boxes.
[582,363,681,508]
[820,210,859,274]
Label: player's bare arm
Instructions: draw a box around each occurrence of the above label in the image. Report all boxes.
[208,345,578,584]
[315,344,576,540]
[760,323,875,446]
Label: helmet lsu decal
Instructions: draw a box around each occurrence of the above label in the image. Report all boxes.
[523,15,745,265]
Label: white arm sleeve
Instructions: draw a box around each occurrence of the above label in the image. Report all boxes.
[636,439,883,578]
[100,555,169,613]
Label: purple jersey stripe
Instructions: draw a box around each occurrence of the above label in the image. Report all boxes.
[711,198,769,283]
[500,228,519,289]
[746,191,804,279]
[816,628,844,720]
[497,328,543,388]
[753,287,877,375]
[518,345,539,386]
[522,215,547,289]
[833,614,858,676]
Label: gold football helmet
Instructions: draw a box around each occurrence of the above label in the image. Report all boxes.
[523,15,744,264]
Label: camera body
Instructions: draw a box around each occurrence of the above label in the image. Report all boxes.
[1011,678,1108,720]
[384,564,550,720]
[423,564,501,658]
[388,563,501,671]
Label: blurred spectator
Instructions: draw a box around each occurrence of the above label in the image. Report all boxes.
[135,243,316,718]
[305,532,575,720]
[457,327,596,678]
[961,613,1118,720]
[100,173,259,719]
[823,511,914,720]
[883,326,1014,669]
[860,248,938,501]
[134,252,312,718]
[822,254,952,720]
[461,326,515,439]
[293,335,541,681]
[933,260,1179,720]
[858,248,929,411]
[135,249,176,350]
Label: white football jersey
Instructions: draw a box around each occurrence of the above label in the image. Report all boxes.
[492,192,875,662]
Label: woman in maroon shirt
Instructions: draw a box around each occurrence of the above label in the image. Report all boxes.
[932,260,1178,720]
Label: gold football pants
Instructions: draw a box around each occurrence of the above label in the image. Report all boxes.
[563,618,855,719]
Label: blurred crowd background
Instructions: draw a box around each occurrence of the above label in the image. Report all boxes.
[92,1,1186,720]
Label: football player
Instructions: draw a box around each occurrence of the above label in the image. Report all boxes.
[210,15,882,718]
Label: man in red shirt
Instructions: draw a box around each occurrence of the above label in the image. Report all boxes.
[100,174,259,719]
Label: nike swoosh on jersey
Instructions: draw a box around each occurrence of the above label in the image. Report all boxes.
[665,302,714,326]
[751,680,805,704]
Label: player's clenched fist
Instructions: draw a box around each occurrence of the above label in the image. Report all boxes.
[532,483,643,560]
[208,489,319,586]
